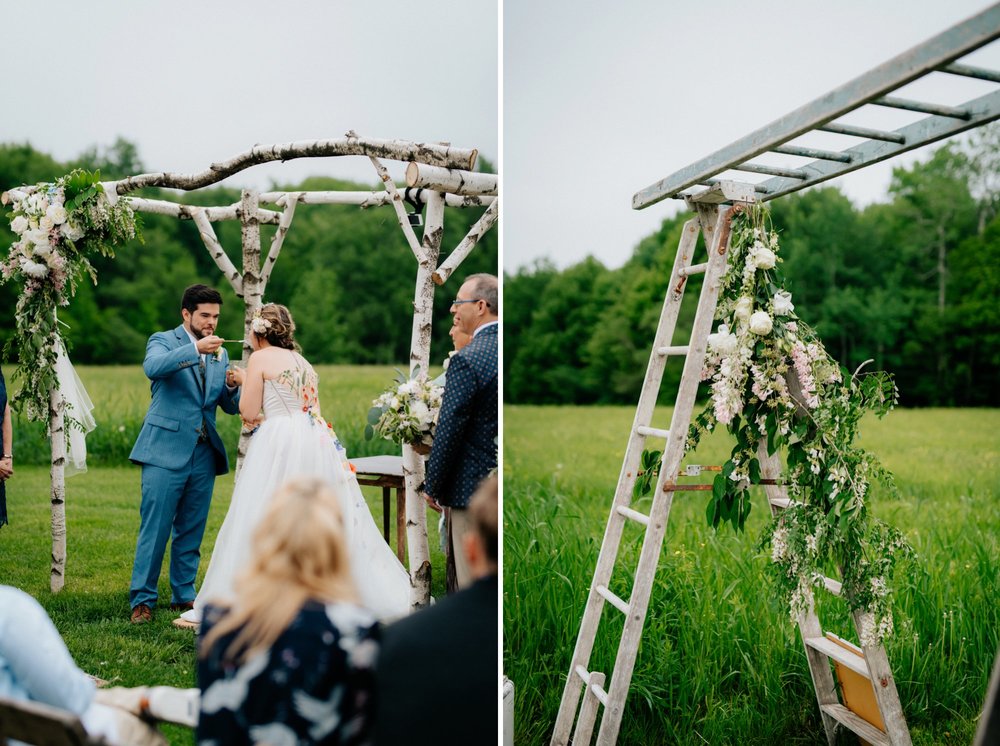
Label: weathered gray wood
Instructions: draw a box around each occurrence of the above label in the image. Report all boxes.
[405,162,498,196]
[572,671,606,746]
[234,190,263,480]
[853,610,913,746]
[127,198,282,224]
[257,191,495,208]
[821,704,890,746]
[0,695,97,746]
[260,197,299,286]
[113,136,478,195]
[191,210,243,295]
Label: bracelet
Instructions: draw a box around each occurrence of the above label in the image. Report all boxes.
[1,454,10,459]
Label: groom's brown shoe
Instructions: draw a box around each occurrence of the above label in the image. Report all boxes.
[169,601,195,612]
[130,604,153,624]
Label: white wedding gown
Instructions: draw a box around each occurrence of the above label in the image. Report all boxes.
[182,366,410,624]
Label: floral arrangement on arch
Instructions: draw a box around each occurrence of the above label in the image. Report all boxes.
[681,203,910,646]
[1,169,140,421]
[365,367,444,455]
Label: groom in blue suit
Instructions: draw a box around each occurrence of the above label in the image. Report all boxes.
[128,284,242,624]
[424,273,498,590]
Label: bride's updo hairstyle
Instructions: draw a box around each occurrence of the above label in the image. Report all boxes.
[199,476,358,664]
[254,303,299,351]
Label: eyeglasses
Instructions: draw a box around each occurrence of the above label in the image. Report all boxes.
[451,298,482,306]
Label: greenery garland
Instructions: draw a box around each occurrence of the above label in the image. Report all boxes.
[641,203,911,646]
[1,169,140,421]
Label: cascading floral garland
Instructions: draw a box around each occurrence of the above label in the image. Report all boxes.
[1,169,140,421]
[682,203,911,646]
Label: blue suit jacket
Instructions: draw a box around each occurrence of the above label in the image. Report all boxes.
[129,324,240,475]
[424,324,498,508]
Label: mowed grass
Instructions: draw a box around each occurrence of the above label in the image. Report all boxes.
[0,364,446,746]
[504,406,1000,745]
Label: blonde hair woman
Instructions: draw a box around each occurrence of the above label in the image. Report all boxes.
[197,476,379,745]
[179,303,409,629]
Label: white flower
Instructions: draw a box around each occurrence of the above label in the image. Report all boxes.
[25,227,50,248]
[707,324,737,355]
[9,215,28,234]
[250,316,271,334]
[46,203,68,225]
[62,221,85,241]
[734,296,753,321]
[411,401,430,424]
[750,245,776,270]
[32,243,52,259]
[749,311,773,335]
[773,291,794,316]
[20,259,49,278]
[38,215,55,232]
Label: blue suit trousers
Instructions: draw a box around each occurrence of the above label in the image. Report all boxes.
[129,442,218,609]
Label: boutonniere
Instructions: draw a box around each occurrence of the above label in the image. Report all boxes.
[213,349,224,362]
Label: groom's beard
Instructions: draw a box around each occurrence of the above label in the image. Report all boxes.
[190,319,216,338]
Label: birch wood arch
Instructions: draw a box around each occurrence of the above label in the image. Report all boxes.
[11,134,498,606]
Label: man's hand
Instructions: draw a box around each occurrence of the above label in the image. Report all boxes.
[196,335,224,355]
[0,457,12,480]
[423,492,442,513]
[226,366,246,387]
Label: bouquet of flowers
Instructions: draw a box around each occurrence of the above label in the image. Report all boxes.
[365,367,444,455]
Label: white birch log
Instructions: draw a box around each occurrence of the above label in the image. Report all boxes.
[192,210,244,296]
[405,162,498,196]
[48,377,67,593]
[403,190,446,608]
[261,196,299,286]
[258,191,495,208]
[112,136,478,195]
[433,200,500,285]
[128,197,282,224]
[368,156,424,259]
[234,190,263,479]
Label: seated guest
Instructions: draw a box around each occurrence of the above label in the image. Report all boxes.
[375,474,498,746]
[0,585,166,745]
[197,476,379,746]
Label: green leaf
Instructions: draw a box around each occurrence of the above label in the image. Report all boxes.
[713,473,726,501]
[363,424,374,441]
[367,406,383,425]
[748,458,761,485]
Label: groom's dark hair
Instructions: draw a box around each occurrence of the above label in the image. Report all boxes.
[181,284,223,312]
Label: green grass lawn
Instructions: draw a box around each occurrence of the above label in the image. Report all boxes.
[0,364,446,745]
[504,406,1000,745]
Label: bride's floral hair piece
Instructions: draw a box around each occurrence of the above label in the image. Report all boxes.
[251,303,298,351]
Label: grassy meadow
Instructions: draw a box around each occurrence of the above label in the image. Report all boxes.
[0,364,446,745]
[504,406,1000,745]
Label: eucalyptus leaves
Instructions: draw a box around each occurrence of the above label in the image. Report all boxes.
[1,170,140,421]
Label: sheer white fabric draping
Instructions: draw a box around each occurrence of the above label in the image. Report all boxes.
[54,337,96,477]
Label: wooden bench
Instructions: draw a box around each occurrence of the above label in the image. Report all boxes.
[0,695,105,746]
[350,455,407,562]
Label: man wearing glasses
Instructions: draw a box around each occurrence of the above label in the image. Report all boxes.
[423,273,499,590]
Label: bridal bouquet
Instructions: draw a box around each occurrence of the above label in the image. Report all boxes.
[365,367,444,455]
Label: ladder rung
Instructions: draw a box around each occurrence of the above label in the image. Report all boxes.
[616,505,650,526]
[772,144,853,163]
[656,345,689,357]
[940,61,1000,83]
[819,122,906,143]
[595,585,630,615]
[822,576,843,596]
[678,262,708,277]
[636,426,670,439]
[820,704,889,746]
[732,161,808,180]
[873,95,970,120]
[768,496,803,509]
[573,666,610,706]
[804,637,871,679]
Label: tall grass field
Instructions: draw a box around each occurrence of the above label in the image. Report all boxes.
[504,405,999,745]
[0,364,446,745]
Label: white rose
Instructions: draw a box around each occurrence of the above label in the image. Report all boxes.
[33,243,52,259]
[411,401,430,424]
[39,215,55,232]
[749,310,773,335]
[750,245,776,270]
[390,396,400,410]
[773,290,795,316]
[734,296,753,321]
[707,324,738,355]
[46,203,68,225]
[397,381,415,396]
[20,259,49,278]
[25,227,50,248]
[62,221,85,241]
[10,215,28,234]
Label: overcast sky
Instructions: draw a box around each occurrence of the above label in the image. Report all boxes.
[1,0,497,191]
[504,0,1000,271]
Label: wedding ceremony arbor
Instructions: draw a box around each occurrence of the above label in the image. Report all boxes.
[3,133,498,606]
[552,5,1000,745]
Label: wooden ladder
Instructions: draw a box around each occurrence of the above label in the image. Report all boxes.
[549,182,911,745]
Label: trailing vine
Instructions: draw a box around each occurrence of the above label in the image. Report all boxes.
[1,170,140,421]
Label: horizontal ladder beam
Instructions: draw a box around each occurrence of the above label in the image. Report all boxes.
[772,144,854,162]
[615,505,650,526]
[678,262,708,277]
[631,3,1000,207]
[636,426,670,439]
[573,666,609,706]
[820,704,889,746]
[940,61,1000,82]
[819,122,906,143]
[805,637,871,679]
[873,95,971,119]
[732,162,809,179]
[656,345,689,356]
[595,585,630,615]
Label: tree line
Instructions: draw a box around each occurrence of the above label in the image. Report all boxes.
[0,138,497,367]
[506,130,1000,407]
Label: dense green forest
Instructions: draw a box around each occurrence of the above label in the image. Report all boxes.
[506,130,1000,407]
[0,138,497,366]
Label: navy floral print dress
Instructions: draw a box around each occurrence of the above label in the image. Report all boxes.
[197,600,379,746]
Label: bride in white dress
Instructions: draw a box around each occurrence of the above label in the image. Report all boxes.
[180,303,410,626]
